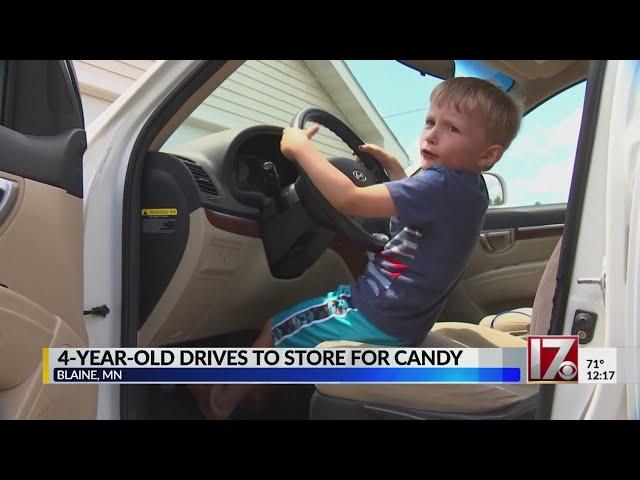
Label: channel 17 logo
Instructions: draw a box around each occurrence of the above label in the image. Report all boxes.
[527,336,579,383]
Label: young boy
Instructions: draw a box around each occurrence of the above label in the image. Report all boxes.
[189,77,523,419]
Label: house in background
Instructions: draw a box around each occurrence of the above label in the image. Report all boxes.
[72,60,411,166]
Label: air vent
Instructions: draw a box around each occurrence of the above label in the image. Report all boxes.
[180,158,219,196]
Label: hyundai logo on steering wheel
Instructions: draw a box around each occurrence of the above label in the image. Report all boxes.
[353,170,367,183]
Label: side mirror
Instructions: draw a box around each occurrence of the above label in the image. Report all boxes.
[483,172,507,206]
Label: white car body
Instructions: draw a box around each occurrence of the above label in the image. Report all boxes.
[83,60,204,418]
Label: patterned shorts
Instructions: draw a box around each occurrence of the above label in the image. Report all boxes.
[271,285,403,348]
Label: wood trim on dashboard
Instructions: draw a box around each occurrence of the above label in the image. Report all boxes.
[205,209,261,238]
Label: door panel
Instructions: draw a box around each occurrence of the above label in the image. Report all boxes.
[0,287,96,419]
[0,173,97,419]
[463,235,560,313]
[0,126,85,197]
[0,172,85,338]
[441,204,564,324]
[0,60,96,419]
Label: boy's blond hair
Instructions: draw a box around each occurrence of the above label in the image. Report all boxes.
[430,77,524,150]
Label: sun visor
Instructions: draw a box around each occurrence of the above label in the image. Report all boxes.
[398,60,455,80]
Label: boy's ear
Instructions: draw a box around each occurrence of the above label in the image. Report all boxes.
[478,144,504,171]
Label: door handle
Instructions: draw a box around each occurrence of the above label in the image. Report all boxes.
[479,229,514,253]
[0,178,19,227]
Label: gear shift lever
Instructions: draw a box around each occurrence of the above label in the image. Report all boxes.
[262,162,287,211]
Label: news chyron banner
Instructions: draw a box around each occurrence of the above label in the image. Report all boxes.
[44,347,520,384]
[42,336,634,385]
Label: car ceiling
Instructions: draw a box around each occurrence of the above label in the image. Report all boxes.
[400,60,590,111]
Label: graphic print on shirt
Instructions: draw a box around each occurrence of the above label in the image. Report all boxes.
[364,218,424,297]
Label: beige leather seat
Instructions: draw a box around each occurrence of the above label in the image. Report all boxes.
[311,238,562,419]
[479,307,532,335]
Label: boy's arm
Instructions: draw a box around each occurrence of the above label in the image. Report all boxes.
[282,126,398,218]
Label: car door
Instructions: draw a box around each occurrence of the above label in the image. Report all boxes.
[440,81,586,324]
[0,60,97,419]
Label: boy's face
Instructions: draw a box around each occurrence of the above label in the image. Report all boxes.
[420,102,501,173]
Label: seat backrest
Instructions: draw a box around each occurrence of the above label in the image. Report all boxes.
[529,236,563,335]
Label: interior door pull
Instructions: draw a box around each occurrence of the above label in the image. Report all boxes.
[479,229,514,253]
[0,179,19,227]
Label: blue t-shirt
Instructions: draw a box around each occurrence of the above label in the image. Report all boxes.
[350,165,489,344]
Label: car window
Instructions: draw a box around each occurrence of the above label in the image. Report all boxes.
[489,82,586,207]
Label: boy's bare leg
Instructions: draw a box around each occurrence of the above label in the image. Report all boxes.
[188,318,274,419]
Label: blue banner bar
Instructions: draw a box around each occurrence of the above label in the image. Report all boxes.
[53,367,521,383]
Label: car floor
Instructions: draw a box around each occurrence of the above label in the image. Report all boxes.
[140,383,315,420]
[129,330,315,420]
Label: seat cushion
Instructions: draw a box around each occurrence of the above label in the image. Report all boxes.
[479,307,532,335]
[315,322,538,414]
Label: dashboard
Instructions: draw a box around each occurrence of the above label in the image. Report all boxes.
[235,153,298,194]
[144,124,364,287]
[139,125,349,347]
[157,125,302,220]
[234,132,298,195]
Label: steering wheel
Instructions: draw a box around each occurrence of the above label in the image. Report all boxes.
[291,107,391,252]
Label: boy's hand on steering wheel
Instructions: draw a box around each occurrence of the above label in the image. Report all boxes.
[356,144,407,180]
[280,125,320,161]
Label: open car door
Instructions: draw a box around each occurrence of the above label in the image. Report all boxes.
[0,60,97,419]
